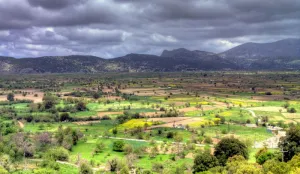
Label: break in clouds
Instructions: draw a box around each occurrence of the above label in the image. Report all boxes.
[0,0,299,58]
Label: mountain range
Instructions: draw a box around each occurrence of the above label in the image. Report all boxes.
[0,38,299,74]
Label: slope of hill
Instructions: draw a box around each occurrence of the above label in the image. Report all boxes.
[219,38,300,69]
[1,38,300,73]
[0,51,237,74]
[160,48,236,70]
[0,55,107,73]
[220,39,300,58]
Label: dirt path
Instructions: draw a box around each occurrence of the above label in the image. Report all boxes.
[242,108,257,118]
[18,121,24,128]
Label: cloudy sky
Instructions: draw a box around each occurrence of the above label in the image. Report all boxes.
[0,0,299,58]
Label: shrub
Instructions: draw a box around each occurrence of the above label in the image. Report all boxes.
[76,102,87,111]
[166,132,174,139]
[112,140,125,152]
[44,147,69,161]
[204,136,213,144]
[94,141,105,154]
[7,93,14,102]
[256,151,274,165]
[221,129,228,134]
[33,168,56,174]
[60,112,71,122]
[265,92,272,95]
[193,152,219,173]
[0,166,8,174]
[79,162,93,174]
[288,108,297,113]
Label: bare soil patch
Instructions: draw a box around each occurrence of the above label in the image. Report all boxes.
[140,111,165,117]
[18,121,24,128]
[120,88,182,96]
[102,88,114,93]
[249,107,285,112]
[178,107,198,112]
[252,95,289,101]
[284,119,297,124]
[97,111,123,117]
[0,90,44,103]
[212,101,230,107]
[248,106,286,112]
[149,117,202,128]
[282,113,300,119]
[178,105,219,113]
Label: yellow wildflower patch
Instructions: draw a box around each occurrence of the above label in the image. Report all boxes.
[188,120,215,128]
[118,119,152,130]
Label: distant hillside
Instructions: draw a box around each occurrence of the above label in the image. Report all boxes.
[112,52,237,71]
[0,51,237,74]
[160,48,236,70]
[219,38,300,69]
[0,55,107,73]
[161,48,215,58]
[1,38,300,73]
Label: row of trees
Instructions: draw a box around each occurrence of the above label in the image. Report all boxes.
[0,125,83,173]
[193,126,300,173]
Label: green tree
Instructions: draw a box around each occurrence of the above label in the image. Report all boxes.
[289,153,300,168]
[193,152,219,173]
[112,128,118,136]
[93,92,101,99]
[107,158,119,172]
[44,147,69,161]
[7,93,14,102]
[214,137,248,165]
[33,168,56,174]
[226,155,262,174]
[204,136,213,144]
[120,166,130,174]
[79,162,93,174]
[279,126,300,161]
[152,162,164,174]
[0,155,12,172]
[0,166,8,174]
[256,151,274,165]
[43,95,57,110]
[76,102,87,111]
[263,159,291,174]
[94,141,105,153]
[60,112,71,122]
[255,147,275,165]
[288,108,297,113]
[113,140,125,152]
[174,134,183,154]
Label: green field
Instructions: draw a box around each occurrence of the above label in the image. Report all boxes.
[1,72,300,173]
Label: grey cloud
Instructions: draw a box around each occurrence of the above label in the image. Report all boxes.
[56,28,132,43]
[0,0,35,29]
[0,0,299,58]
[27,0,86,10]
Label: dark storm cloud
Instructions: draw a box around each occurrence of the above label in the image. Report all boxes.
[0,1,35,29]
[27,0,86,10]
[0,0,299,58]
